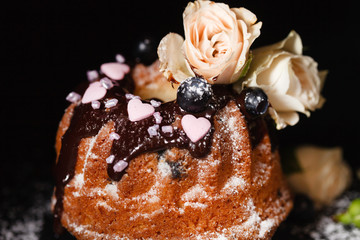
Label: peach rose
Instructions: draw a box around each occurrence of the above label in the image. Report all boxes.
[158,0,262,84]
[236,31,326,129]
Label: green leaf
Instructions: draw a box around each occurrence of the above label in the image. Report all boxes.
[348,199,360,217]
[238,52,253,79]
[354,215,360,228]
[335,198,360,229]
[336,212,353,225]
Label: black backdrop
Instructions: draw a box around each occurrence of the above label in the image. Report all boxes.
[1,0,359,238]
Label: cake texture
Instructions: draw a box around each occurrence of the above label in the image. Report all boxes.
[54,84,292,239]
[53,0,327,239]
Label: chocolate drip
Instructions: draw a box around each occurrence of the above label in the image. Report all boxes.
[53,78,273,235]
[54,80,233,234]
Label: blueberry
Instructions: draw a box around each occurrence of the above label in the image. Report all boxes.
[132,36,158,65]
[238,87,269,118]
[166,161,184,179]
[177,77,212,113]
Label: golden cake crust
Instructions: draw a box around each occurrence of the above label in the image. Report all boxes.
[54,100,292,240]
[132,60,178,102]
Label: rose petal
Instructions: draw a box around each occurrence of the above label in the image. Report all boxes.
[157,33,195,83]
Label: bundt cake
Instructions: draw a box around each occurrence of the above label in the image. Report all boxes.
[52,59,292,239]
[53,0,326,238]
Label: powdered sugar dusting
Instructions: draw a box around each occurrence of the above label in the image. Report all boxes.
[222,176,246,194]
[310,216,360,240]
[253,162,270,183]
[65,217,129,240]
[289,191,360,240]
[181,184,209,202]
[157,159,172,178]
[129,208,164,221]
[104,183,119,200]
[0,182,52,240]
[259,218,275,238]
[192,198,273,240]
[0,200,49,240]
[183,202,208,209]
[96,201,115,211]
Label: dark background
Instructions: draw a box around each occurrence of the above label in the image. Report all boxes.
[1,0,359,238]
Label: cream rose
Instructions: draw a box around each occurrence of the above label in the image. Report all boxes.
[236,31,326,129]
[158,0,261,84]
[287,146,352,207]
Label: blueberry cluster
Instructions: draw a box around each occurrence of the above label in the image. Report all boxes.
[176,77,269,118]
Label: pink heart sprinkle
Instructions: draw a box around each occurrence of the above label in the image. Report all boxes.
[100,62,130,81]
[127,98,155,122]
[181,114,211,143]
[82,81,107,104]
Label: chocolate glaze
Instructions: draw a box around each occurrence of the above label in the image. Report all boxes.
[53,73,275,235]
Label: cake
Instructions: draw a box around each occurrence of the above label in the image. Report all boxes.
[53,0,326,239]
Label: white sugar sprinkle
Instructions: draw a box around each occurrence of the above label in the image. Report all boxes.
[106,155,115,164]
[125,93,140,100]
[100,77,114,89]
[91,100,101,109]
[66,92,81,103]
[161,125,173,134]
[109,132,120,140]
[105,98,118,108]
[150,100,161,107]
[86,70,99,82]
[153,112,163,124]
[113,160,128,172]
[148,124,159,137]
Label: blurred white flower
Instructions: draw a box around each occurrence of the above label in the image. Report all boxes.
[287,146,352,207]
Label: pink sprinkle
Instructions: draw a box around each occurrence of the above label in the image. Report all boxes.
[181,114,211,143]
[161,125,173,134]
[87,70,99,82]
[91,100,101,109]
[82,81,107,104]
[66,92,81,103]
[105,98,118,108]
[100,77,113,89]
[150,100,162,108]
[100,62,130,81]
[113,160,128,172]
[147,124,159,137]
[115,54,125,63]
[109,132,120,140]
[106,155,115,164]
[127,98,155,122]
[153,112,163,124]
